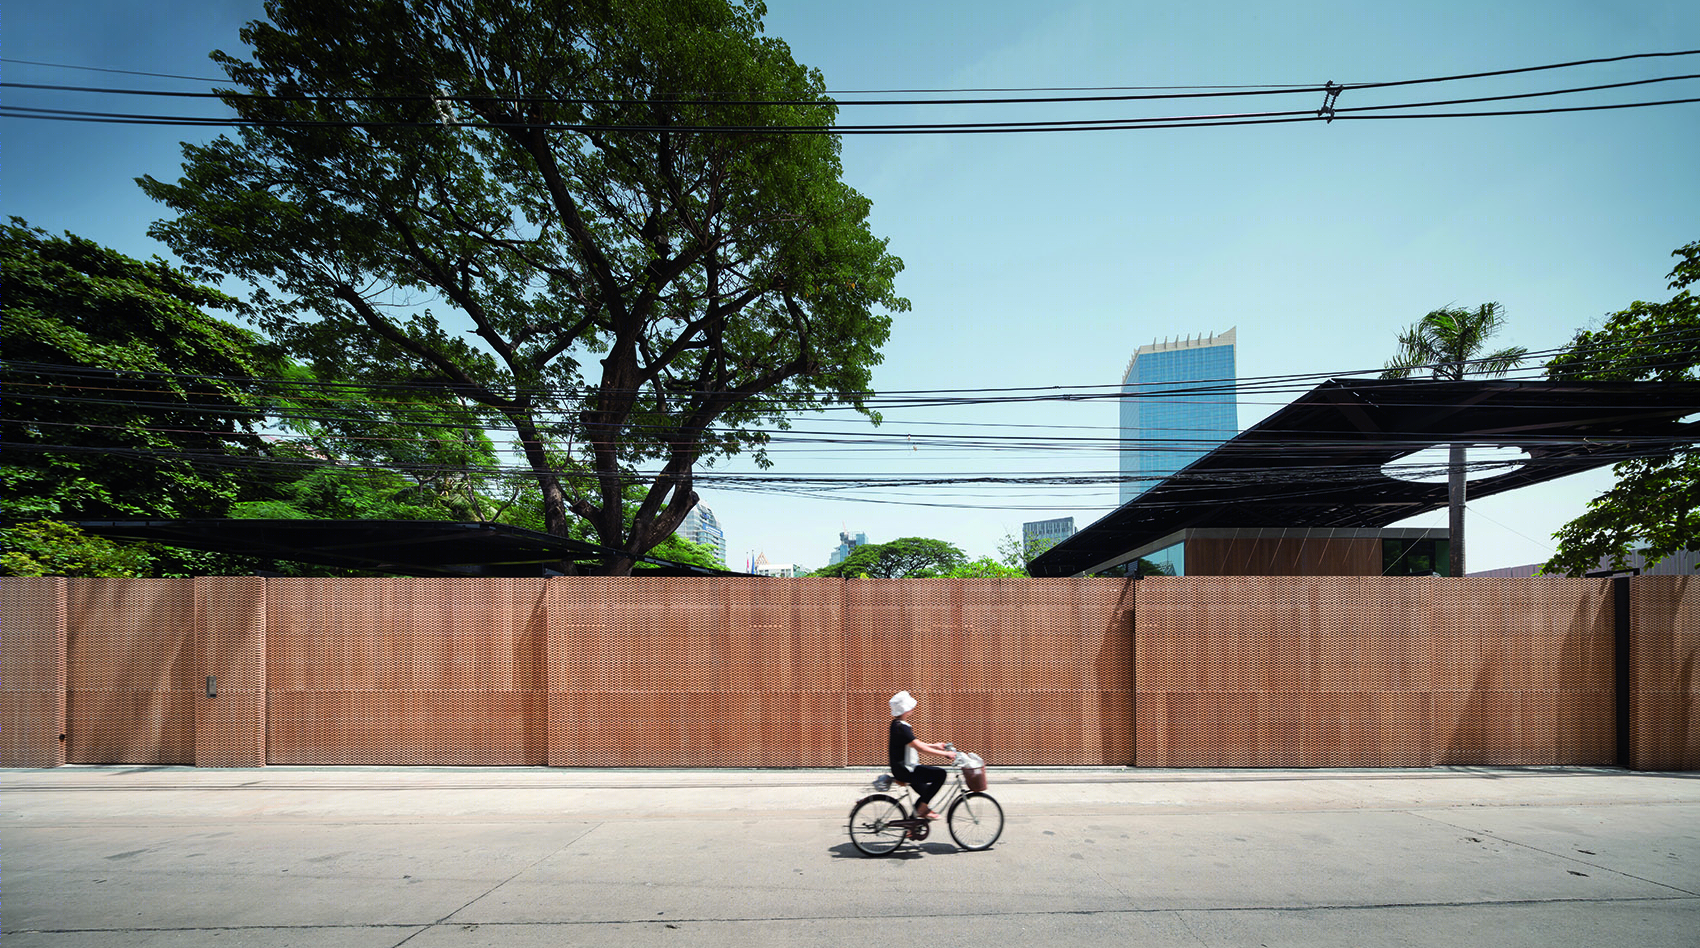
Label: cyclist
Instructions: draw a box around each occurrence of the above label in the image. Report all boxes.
[888,691,955,820]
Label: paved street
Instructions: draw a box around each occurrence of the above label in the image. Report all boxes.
[4,766,1697,947]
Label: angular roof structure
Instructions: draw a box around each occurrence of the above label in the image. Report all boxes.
[1029,378,1700,577]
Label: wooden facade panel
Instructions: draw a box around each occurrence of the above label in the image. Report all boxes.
[1186,537,1382,576]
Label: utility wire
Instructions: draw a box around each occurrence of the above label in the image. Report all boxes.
[6,49,1696,107]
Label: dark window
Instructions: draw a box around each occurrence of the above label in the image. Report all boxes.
[1382,538,1450,576]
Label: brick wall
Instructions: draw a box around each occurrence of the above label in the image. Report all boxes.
[1,575,1692,769]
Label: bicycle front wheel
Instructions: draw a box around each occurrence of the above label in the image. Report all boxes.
[848,794,909,856]
[947,791,1003,851]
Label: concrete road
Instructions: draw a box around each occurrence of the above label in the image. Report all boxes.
[4,766,1697,947]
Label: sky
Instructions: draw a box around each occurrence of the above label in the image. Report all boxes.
[5,1,1698,572]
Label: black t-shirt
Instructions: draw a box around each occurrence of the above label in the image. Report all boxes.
[889,717,915,778]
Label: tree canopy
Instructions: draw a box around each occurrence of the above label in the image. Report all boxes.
[142,0,907,574]
[1,220,278,523]
[1544,239,1699,575]
[811,537,969,578]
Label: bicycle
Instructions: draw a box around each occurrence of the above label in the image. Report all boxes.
[847,747,1004,856]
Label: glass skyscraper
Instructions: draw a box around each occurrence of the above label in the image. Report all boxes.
[1119,328,1238,505]
[678,503,726,564]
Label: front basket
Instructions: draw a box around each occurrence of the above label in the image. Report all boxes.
[963,765,988,792]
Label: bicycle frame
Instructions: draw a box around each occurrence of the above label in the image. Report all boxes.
[872,767,972,814]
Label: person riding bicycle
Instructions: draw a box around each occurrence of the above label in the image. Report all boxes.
[888,691,955,820]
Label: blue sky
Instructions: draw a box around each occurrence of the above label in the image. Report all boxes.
[5,1,1698,571]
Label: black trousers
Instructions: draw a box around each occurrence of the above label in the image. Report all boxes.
[907,764,947,807]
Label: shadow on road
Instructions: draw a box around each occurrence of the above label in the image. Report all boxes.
[828,841,966,859]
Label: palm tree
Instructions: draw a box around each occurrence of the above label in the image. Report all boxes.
[1381,303,1528,576]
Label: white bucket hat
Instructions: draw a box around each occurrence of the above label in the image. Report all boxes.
[889,691,917,716]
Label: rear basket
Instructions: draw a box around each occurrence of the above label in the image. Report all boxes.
[963,765,988,792]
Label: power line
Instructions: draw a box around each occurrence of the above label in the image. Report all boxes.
[7,49,1695,107]
[5,51,1696,133]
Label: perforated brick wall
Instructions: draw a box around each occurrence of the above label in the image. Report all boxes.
[1629,576,1699,770]
[844,577,1136,766]
[266,578,548,765]
[548,577,847,766]
[195,577,267,767]
[1134,576,1616,767]
[0,577,67,767]
[65,578,197,764]
[3,574,1690,769]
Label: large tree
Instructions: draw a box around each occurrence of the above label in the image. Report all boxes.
[1,220,278,523]
[812,537,968,578]
[1381,303,1528,576]
[142,0,906,574]
[1543,240,1700,575]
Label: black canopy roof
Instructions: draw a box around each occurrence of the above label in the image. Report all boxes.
[77,519,744,577]
[1028,378,1700,577]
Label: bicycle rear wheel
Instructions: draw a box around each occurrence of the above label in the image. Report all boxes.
[946,791,1003,851]
[848,794,909,856]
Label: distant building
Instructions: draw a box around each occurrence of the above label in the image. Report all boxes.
[828,530,868,566]
[751,553,805,578]
[1022,517,1076,560]
[1120,328,1238,505]
[678,503,726,565]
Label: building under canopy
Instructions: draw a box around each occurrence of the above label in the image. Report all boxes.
[1028,378,1700,578]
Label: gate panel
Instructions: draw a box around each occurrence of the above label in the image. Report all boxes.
[548,577,845,767]
[266,578,546,765]
[195,576,267,767]
[65,578,196,764]
[1428,578,1613,766]
[844,578,1134,766]
[1629,576,1699,770]
[1135,576,1614,767]
[0,577,67,767]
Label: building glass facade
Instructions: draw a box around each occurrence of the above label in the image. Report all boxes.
[828,530,868,566]
[1022,517,1076,560]
[1120,329,1238,505]
[678,504,726,565]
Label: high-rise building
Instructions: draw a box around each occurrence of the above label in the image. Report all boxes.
[678,503,726,564]
[828,530,868,566]
[1022,517,1076,560]
[1120,328,1238,505]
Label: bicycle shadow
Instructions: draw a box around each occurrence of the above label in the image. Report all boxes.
[828,841,963,859]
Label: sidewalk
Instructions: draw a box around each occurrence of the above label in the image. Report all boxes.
[5,766,1698,947]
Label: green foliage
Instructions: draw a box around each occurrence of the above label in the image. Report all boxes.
[142,0,907,574]
[1380,301,1526,576]
[1381,302,1529,382]
[646,533,725,571]
[231,465,449,521]
[1,520,155,577]
[1,220,279,524]
[1544,240,1700,576]
[812,537,967,578]
[943,556,1027,578]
